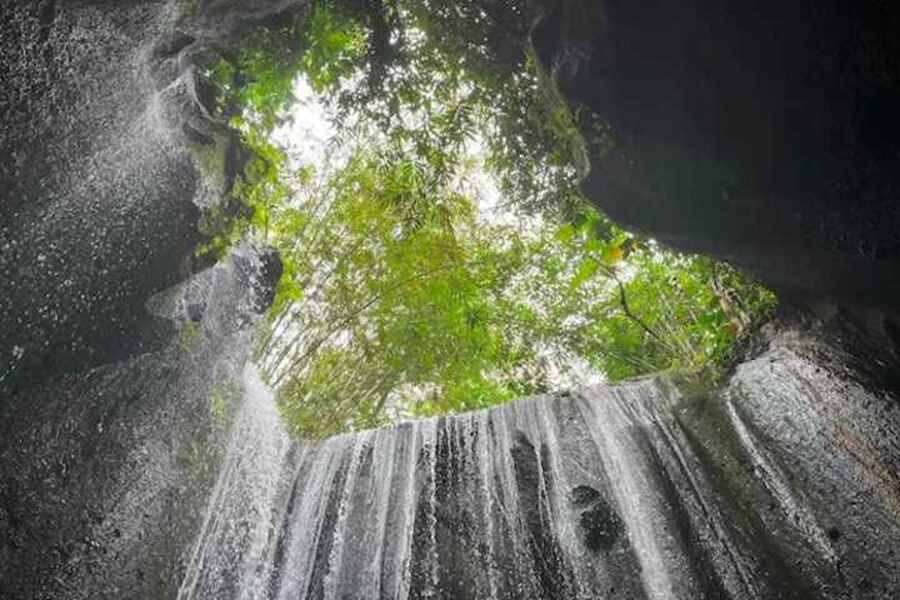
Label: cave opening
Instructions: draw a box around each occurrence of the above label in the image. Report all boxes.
[4,1,900,598]
[192,0,776,439]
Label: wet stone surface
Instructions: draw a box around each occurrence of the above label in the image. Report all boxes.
[173,324,900,600]
[2,1,900,599]
[576,491,624,553]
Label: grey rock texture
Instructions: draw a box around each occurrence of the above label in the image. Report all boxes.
[1,0,200,395]
[0,0,293,596]
[0,245,277,600]
[176,322,900,600]
[2,1,900,599]
[0,0,303,396]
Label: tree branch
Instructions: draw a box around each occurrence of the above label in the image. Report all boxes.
[603,267,668,348]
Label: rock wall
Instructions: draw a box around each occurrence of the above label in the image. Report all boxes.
[0,0,290,597]
[0,0,303,397]
[531,0,900,315]
[176,323,900,600]
[0,246,278,599]
[2,2,900,599]
[1,0,200,395]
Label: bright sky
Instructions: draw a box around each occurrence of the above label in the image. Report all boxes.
[273,76,542,233]
[272,78,335,168]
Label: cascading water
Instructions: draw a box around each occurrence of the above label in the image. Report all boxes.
[177,333,900,600]
[177,365,295,600]
[3,3,900,599]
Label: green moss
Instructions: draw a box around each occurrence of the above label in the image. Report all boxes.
[182,438,218,485]
[188,139,228,186]
[209,379,241,427]
[666,367,723,399]
[179,321,202,353]
[186,128,240,260]
[180,0,200,19]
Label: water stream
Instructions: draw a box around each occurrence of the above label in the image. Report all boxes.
[176,348,900,599]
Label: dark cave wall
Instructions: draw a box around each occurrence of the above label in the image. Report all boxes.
[0,1,291,597]
[531,0,900,316]
[0,1,898,598]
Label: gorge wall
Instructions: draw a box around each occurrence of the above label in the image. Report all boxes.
[2,1,900,599]
[0,246,280,599]
[0,0,300,397]
[178,324,900,600]
[532,0,900,318]
[0,0,290,597]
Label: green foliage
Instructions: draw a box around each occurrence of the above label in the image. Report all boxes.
[265,147,546,436]
[260,142,775,437]
[179,321,202,353]
[565,243,777,381]
[196,117,293,259]
[198,0,778,439]
[202,10,307,131]
[278,347,393,439]
[308,0,592,217]
[195,3,370,260]
[209,379,241,427]
[301,3,367,93]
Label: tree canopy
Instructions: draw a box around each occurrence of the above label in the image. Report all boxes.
[196,0,777,438]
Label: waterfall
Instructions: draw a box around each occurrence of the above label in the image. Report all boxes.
[177,346,900,600]
[178,365,294,600]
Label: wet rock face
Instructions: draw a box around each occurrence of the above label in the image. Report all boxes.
[509,431,578,599]
[0,0,293,596]
[0,0,304,396]
[571,486,623,553]
[0,0,202,395]
[173,324,900,600]
[0,247,277,600]
[532,0,900,310]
